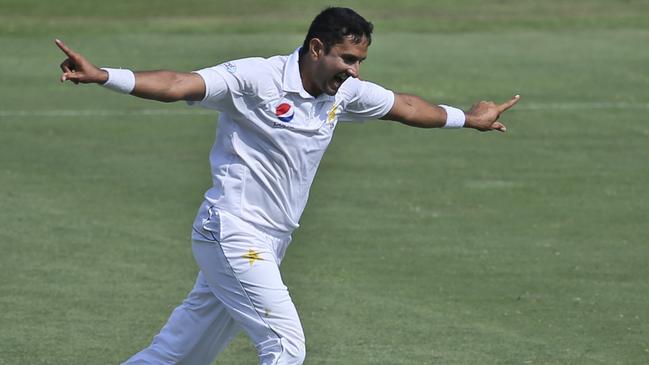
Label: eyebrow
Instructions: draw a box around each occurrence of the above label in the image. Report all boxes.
[342,54,367,62]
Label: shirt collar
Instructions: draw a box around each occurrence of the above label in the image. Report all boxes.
[282,47,334,101]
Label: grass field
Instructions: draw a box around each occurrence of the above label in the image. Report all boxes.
[1,1,649,364]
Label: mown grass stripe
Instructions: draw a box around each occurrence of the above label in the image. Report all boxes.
[2,101,648,118]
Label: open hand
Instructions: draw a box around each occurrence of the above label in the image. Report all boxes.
[55,39,107,84]
[465,95,520,132]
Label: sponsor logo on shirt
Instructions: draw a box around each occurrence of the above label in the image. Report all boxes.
[275,102,294,123]
[272,122,292,129]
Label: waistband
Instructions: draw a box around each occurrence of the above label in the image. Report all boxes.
[195,201,292,242]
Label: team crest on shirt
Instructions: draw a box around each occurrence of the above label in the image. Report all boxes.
[326,102,340,125]
[275,101,294,123]
[223,62,237,73]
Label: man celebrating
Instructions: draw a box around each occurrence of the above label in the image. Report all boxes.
[56,7,519,365]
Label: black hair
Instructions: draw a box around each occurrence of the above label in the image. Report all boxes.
[299,7,373,58]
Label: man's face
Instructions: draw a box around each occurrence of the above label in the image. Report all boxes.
[309,36,369,96]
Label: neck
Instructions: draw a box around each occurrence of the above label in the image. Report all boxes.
[298,55,321,97]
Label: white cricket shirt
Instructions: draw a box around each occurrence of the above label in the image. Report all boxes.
[190,47,394,236]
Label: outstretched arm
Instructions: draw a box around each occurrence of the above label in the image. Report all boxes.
[382,93,520,132]
[55,39,205,102]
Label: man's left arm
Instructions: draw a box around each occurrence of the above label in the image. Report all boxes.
[381,93,521,132]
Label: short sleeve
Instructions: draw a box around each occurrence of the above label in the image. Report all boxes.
[187,58,268,111]
[338,79,395,122]
[185,65,232,110]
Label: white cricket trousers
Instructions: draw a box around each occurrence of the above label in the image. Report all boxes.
[122,208,305,365]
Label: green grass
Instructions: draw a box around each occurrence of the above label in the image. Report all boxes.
[1,1,649,364]
[2,0,649,35]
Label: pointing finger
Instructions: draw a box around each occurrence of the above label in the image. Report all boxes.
[497,94,521,113]
[55,38,76,58]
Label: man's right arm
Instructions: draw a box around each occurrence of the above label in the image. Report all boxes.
[55,39,205,102]
[129,71,205,102]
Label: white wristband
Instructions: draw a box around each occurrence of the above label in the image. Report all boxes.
[440,105,466,128]
[100,68,135,94]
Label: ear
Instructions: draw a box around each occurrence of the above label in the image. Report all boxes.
[309,38,325,59]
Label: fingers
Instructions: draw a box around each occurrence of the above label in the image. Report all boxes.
[59,58,81,83]
[54,39,76,58]
[61,71,82,84]
[492,121,506,132]
[56,39,76,83]
[466,95,518,132]
[59,62,83,84]
[56,39,85,84]
[60,59,72,81]
[497,94,521,113]
[59,70,78,83]
[59,60,72,73]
